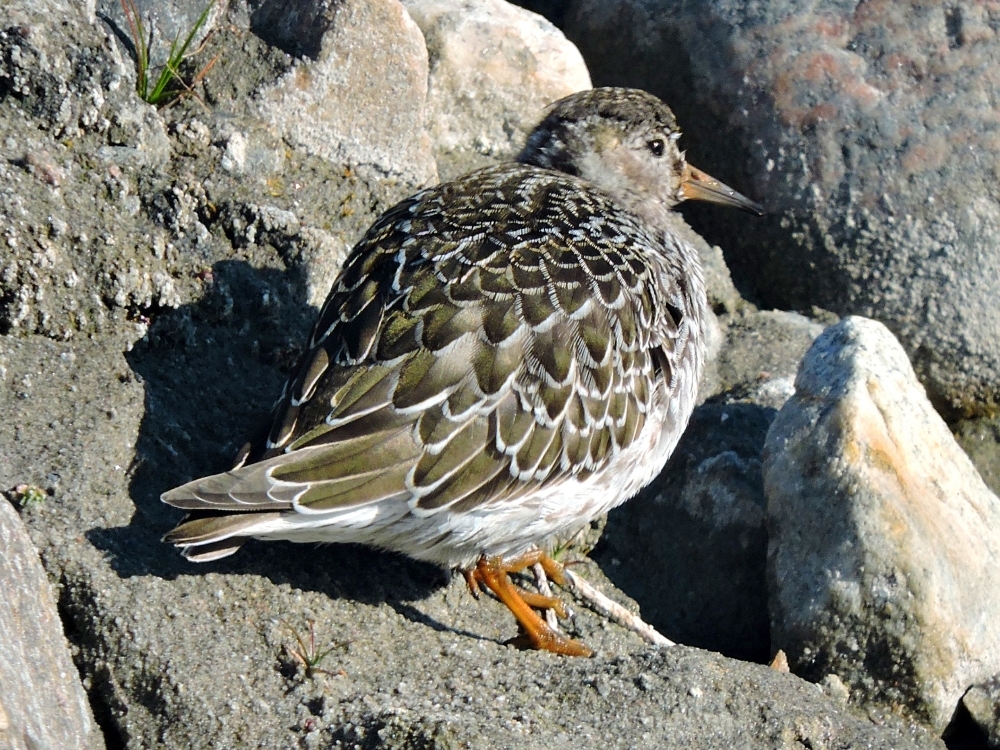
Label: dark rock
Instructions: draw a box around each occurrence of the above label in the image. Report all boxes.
[954,414,1000,498]
[548,0,1000,419]
[595,401,775,662]
[961,676,1000,749]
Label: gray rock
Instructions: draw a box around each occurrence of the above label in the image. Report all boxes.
[222,201,351,309]
[402,0,591,179]
[962,676,1000,749]
[96,0,225,67]
[2,0,127,138]
[597,308,826,662]
[714,309,828,408]
[0,498,104,750]
[0,0,417,344]
[764,316,1000,731]
[954,414,1000,499]
[0,0,957,745]
[96,102,172,169]
[551,0,1000,418]
[254,0,437,187]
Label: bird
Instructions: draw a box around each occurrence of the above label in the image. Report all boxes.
[162,87,763,657]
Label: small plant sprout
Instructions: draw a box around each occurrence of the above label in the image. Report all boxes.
[281,620,343,679]
[11,484,47,508]
[119,0,220,107]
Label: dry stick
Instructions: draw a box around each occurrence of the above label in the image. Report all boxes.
[531,562,562,631]
[163,51,220,111]
[562,568,675,648]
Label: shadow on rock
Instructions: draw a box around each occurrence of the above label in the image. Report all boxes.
[88,258,444,610]
[594,399,778,663]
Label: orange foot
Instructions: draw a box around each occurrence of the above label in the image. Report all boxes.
[464,551,593,657]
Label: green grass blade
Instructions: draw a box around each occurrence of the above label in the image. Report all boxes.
[120,0,150,101]
[155,0,214,103]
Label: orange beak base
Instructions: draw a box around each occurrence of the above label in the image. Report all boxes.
[678,164,764,216]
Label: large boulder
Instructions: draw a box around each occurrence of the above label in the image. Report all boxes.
[402,0,591,179]
[253,0,437,187]
[764,316,1000,731]
[547,0,1000,417]
[0,498,104,750]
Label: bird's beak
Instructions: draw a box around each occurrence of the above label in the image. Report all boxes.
[678,163,765,216]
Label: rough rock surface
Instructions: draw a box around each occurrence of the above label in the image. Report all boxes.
[764,316,1000,731]
[537,0,1000,418]
[713,310,827,409]
[403,0,591,179]
[0,498,104,750]
[962,676,1000,749]
[597,309,826,663]
[955,415,1000,499]
[1,327,944,749]
[254,0,437,187]
[0,0,964,746]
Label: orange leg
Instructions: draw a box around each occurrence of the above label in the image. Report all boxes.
[516,589,569,619]
[493,548,569,585]
[468,554,592,657]
[466,556,569,617]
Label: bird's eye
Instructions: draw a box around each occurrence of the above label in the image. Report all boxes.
[647,139,665,157]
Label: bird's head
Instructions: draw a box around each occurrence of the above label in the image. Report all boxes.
[517,88,763,221]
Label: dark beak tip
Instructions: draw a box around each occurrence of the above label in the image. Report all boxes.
[680,164,766,217]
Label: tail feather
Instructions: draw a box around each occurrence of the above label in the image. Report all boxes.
[181,537,248,562]
[163,510,285,561]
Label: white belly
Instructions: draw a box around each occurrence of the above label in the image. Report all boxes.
[247,364,700,569]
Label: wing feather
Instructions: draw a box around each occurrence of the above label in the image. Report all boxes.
[163,165,694,554]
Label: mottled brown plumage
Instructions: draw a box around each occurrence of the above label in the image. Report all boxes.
[162,88,762,654]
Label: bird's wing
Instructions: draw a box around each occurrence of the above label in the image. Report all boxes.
[162,165,686,517]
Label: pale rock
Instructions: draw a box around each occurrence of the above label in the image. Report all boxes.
[97,103,171,169]
[764,316,1000,731]
[820,673,851,704]
[402,0,591,179]
[220,132,247,174]
[255,0,436,187]
[294,226,351,308]
[0,499,103,750]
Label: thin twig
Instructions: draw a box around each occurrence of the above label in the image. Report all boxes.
[562,568,675,648]
[532,562,561,631]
